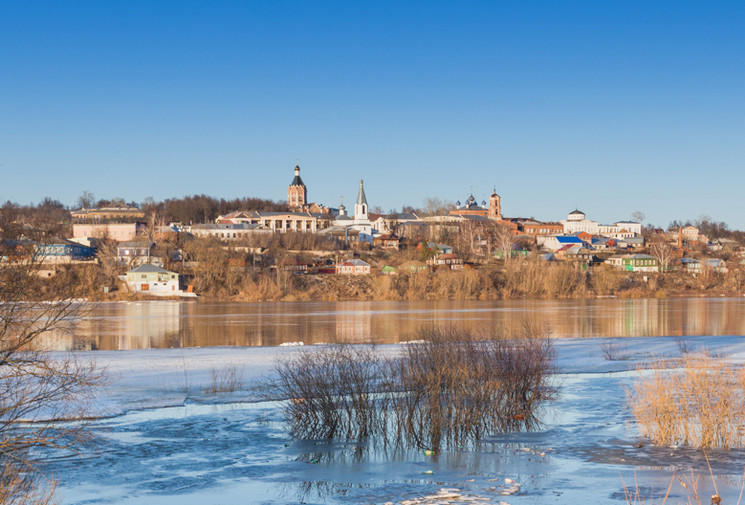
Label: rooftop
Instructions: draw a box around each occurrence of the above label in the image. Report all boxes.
[129,264,173,274]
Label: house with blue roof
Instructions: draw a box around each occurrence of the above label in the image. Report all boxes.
[35,239,95,264]
[541,235,586,252]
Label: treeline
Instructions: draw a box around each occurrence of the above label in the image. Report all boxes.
[668,217,745,242]
[0,194,288,229]
[141,194,287,224]
[0,199,70,238]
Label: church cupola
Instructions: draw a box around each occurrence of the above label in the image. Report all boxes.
[338,196,347,217]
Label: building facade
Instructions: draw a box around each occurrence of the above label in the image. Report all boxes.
[35,240,95,264]
[72,222,146,242]
[215,210,330,233]
[336,259,371,275]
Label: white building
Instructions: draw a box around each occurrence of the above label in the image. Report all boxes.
[371,213,420,234]
[215,210,329,233]
[560,210,641,238]
[125,264,181,295]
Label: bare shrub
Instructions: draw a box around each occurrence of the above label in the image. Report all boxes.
[274,328,556,449]
[0,243,101,503]
[628,353,745,449]
[389,329,556,449]
[275,345,387,440]
[601,339,624,360]
[674,335,690,355]
[204,366,243,394]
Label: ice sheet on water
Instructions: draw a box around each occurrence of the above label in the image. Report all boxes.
[41,334,745,505]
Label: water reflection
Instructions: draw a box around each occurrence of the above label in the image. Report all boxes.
[38,298,745,351]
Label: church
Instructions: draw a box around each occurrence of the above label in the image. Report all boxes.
[449,189,502,220]
[286,164,375,239]
[331,179,374,239]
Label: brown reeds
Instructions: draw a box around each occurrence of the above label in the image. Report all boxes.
[627,353,745,449]
[500,259,587,298]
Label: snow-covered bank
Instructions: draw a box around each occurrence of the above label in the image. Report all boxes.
[74,334,745,418]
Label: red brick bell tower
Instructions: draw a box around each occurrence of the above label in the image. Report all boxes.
[288,164,307,209]
[488,188,502,220]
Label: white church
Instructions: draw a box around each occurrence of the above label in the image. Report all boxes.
[332,179,374,240]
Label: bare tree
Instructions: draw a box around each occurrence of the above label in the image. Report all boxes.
[631,211,645,224]
[75,191,95,210]
[422,197,453,217]
[650,236,674,273]
[495,223,515,262]
[0,239,101,503]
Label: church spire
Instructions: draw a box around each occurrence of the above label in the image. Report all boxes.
[354,179,368,221]
[356,179,367,206]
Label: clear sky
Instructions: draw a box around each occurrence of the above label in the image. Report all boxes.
[1,1,744,228]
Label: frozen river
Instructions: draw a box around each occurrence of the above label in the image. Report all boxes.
[40,297,745,350]
[37,299,745,504]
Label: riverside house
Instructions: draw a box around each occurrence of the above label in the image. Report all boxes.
[125,264,181,294]
[607,254,659,272]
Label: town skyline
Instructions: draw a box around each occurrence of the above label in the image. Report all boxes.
[0,162,733,231]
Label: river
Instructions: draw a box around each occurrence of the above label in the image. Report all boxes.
[41,297,745,350]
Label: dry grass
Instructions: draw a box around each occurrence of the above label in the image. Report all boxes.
[627,353,745,449]
[501,259,587,298]
[204,366,243,394]
[621,455,745,505]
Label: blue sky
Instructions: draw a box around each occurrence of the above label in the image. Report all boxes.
[1,1,744,227]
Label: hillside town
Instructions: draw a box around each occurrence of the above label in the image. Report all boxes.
[2,164,744,300]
